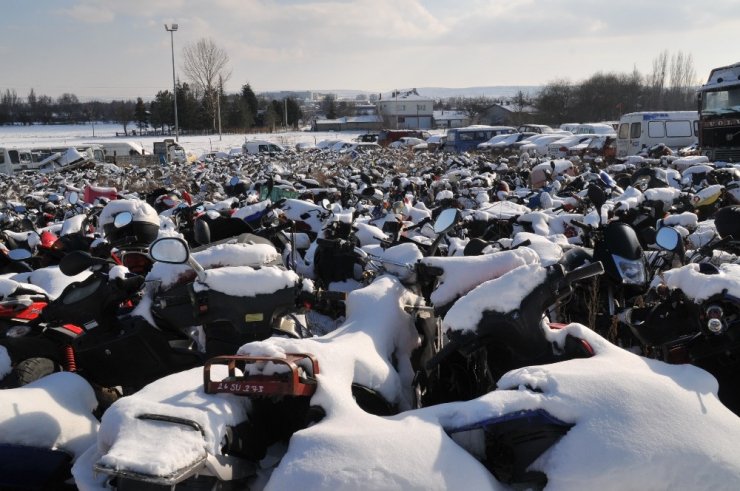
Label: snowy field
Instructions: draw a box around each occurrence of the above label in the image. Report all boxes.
[0,122,367,156]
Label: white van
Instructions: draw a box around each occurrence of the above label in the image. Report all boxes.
[0,147,35,174]
[96,141,146,159]
[242,140,285,155]
[573,123,616,135]
[616,111,698,157]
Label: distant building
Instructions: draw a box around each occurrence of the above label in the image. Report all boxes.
[375,89,433,130]
[313,115,383,131]
[312,102,382,131]
[260,90,314,102]
[482,102,538,126]
[433,110,469,129]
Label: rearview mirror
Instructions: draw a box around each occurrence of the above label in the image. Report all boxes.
[433,208,460,234]
[113,211,133,228]
[149,237,189,264]
[655,227,681,252]
[587,184,607,210]
[68,191,79,205]
[7,248,32,261]
[194,219,211,246]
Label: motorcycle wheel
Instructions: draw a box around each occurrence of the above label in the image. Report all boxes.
[14,357,59,386]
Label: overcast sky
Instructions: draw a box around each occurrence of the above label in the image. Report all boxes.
[2,0,739,100]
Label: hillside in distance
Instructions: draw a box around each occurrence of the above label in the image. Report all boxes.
[312,86,542,100]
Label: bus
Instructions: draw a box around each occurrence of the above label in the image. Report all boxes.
[444,125,516,153]
[0,144,103,175]
[616,111,698,157]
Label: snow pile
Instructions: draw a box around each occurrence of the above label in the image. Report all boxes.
[652,263,740,302]
[76,365,250,481]
[147,242,281,289]
[644,187,682,207]
[192,265,300,297]
[421,248,539,307]
[512,232,564,266]
[663,211,699,229]
[673,155,710,171]
[9,266,91,300]
[0,276,48,299]
[0,373,98,458]
[611,186,643,210]
[98,199,159,227]
[476,201,530,220]
[444,263,547,333]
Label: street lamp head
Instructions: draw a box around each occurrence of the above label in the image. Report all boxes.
[164,23,178,32]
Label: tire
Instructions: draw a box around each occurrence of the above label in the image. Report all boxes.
[14,357,59,386]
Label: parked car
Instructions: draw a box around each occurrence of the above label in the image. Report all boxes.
[477,134,514,151]
[519,133,574,156]
[566,135,607,156]
[377,129,431,147]
[329,141,354,153]
[242,140,284,155]
[316,139,344,151]
[295,142,317,152]
[573,123,616,135]
[547,134,597,158]
[389,137,426,149]
[582,135,617,162]
[339,142,382,156]
[414,134,447,152]
[479,132,536,153]
[355,133,379,143]
[517,124,554,134]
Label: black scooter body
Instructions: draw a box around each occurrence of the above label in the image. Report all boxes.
[593,221,644,286]
[152,281,302,357]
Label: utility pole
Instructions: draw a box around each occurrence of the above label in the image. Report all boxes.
[218,75,223,141]
[164,23,180,142]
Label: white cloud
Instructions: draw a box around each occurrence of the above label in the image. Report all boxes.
[58,2,115,23]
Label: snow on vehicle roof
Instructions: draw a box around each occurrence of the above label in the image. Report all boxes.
[99,199,159,227]
[653,262,740,303]
[421,248,539,307]
[444,263,547,334]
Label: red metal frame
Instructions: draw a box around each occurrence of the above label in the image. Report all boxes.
[203,353,319,397]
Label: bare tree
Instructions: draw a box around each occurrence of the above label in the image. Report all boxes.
[453,96,495,124]
[646,50,669,109]
[667,51,697,109]
[182,38,231,130]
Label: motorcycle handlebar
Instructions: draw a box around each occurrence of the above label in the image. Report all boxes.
[563,261,605,285]
[114,275,146,294]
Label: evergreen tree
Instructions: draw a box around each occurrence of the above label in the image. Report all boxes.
[241,83,259,122]
[134,97,148,132]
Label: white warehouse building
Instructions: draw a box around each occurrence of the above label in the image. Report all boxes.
[375,89,434,130]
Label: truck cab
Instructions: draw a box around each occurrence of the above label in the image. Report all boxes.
[698,61,740,162]
[153,139,186,164]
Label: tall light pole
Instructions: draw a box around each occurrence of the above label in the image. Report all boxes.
[164,23,179,142]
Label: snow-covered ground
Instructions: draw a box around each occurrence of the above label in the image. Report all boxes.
[0,122,366,156]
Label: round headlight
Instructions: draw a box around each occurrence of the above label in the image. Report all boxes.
[707,318,724,334]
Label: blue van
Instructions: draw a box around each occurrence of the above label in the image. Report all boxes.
[444,125,516,152]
